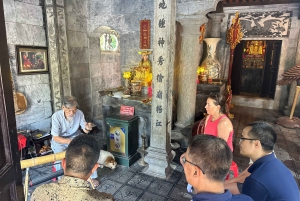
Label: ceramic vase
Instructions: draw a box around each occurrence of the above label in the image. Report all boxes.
[201,38,221,79]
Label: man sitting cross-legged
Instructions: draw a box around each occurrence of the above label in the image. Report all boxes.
[30,134,114,201]
[51,96,98,185]
[181,134,253,201]
[225,121,299,201]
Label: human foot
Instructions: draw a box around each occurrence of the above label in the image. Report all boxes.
[92,179,100,187]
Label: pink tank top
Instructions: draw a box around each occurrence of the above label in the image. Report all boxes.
[204,115,233,151]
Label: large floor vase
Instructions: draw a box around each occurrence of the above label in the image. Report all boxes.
[201,38,221,79]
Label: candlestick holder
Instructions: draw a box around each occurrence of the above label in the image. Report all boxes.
[123,71,132,95]
[137,134,148,166]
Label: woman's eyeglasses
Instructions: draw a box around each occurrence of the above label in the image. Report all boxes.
[182,156,205,174]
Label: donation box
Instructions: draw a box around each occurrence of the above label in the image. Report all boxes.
[106,114,140,167]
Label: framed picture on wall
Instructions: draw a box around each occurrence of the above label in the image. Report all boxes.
[16,46,48,75]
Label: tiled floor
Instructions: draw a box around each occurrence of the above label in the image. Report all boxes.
[24,106,300,200]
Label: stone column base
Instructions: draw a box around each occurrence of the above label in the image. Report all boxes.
[143,146,174,179]
[174,121,188,129]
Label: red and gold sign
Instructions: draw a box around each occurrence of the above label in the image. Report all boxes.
[120,105,135,116]
[140,20,151,49]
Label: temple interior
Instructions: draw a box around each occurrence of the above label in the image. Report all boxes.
[1,0,300,200]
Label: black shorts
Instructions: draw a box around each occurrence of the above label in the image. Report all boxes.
[237,182,243,193]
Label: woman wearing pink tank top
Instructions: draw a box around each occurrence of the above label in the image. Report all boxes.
[204,93,234,151]
[187,93,234,194]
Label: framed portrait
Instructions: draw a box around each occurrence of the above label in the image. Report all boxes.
[17,46,48,75]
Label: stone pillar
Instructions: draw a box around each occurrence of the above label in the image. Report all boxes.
[174,17,208,128]
[144,0,176,179]
[207,13,225,38]
[45,0,71,111]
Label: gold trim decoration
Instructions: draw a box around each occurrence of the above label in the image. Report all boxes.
[227,12,243,50]
[138,50,152,55]
[199,23,206,44]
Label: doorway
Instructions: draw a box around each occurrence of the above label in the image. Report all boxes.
[231,40,282,99]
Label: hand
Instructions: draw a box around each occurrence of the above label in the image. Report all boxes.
[85,122,93,131]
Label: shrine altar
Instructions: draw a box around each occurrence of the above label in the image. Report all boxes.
[102,94,151,147]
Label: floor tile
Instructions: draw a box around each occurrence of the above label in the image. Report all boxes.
[114,185,144,201]
[109,166,135,183]
[127,173,154,189]
[138,192,166,201]
[177,174,188,187]
[97,179,123,195]
[147,178,174,196]
[168,184,192,201]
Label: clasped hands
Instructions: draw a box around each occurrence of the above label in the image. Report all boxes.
[84,122,93,133]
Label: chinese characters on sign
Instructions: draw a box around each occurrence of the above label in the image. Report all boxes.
[156,120,162,126]
[158,37,165,47]
[156,74,164,82]
[157,90,162,99]
[157,56,164,65]
[159,18,165,28]
[140,20,151,49]
[154,1,169,128]
[156,106,163,113]
[159,0,167,9]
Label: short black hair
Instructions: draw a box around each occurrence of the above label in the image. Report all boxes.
[65,134,100,176]
[207,93,226,114]
[188,134,232,182]
[247,121,277,152]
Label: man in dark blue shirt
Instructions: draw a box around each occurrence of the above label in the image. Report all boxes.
[181,135,253,201]
[229,121,299,201]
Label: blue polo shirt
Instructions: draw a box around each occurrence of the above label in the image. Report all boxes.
[242,153,299,201]
[192,189,253,201]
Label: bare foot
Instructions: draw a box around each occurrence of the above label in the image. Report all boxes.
[92,179,100,187]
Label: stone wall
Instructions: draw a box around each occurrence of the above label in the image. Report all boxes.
[89,26,121,119]
[88,0,154,71]
[64,0,92,118]
[219,3,300,110]
[4,0,52,131]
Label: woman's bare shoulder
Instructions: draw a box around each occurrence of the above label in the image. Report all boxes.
[219,116,233,127]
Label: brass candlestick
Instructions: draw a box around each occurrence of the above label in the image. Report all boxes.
[123,72,132,95]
